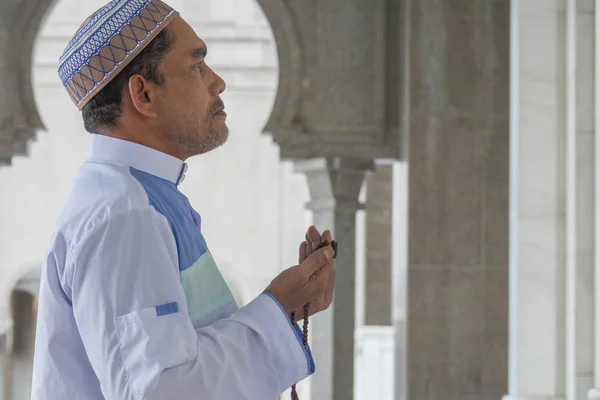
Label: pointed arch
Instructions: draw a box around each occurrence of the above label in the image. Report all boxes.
[0,0,55,165]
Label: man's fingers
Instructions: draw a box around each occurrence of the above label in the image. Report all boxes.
[324,262,336,305]
[321,230,333,244]
[307,225,322,251]
[299,242,307,263]
[301,246,334,276]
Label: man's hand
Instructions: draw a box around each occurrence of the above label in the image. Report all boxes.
[264,226,337,317]
[294,226,336,317]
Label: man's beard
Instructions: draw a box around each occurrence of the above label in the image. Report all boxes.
[179,122,228,155]
[168,102,229,155]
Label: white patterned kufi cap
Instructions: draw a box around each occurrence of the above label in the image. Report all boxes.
[58,0,179,110]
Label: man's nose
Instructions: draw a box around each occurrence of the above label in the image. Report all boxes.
[209,66,226,95]
[215,73,226,95]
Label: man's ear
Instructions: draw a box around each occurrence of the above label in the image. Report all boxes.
[127,74,158,118]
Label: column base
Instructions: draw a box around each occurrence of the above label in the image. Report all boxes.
[502,396,564,400]
[588,388,600,399]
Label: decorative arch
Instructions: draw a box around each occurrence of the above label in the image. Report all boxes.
[0,0,300,165]
[253,0,302,137]
[0,0,55,165]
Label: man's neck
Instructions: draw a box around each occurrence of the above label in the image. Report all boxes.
[97,129,187,161]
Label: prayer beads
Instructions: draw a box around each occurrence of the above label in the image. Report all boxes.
[290,240,338,400]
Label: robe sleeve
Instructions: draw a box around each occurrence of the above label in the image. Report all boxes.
[68,206,314,400]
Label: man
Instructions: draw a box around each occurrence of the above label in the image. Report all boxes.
[31,1,336,399]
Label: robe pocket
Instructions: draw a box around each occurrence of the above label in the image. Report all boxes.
[114,302,197,397]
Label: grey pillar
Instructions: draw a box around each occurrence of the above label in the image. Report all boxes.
[0,333,5,400]
[566,0,595,398]
[1,329,13,400]
[364,163,393,326]
[296,157,371,400]
[402,0,510,399]
[10,291,36,400]
[295,159,335,400]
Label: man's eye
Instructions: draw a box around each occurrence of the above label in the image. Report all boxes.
[195,63,204,72]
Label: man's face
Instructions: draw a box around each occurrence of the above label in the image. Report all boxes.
[155,17,228,157]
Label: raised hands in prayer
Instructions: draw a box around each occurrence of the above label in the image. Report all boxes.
[264,225,337,317]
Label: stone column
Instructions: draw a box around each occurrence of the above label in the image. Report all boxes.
[392,162,408,400]
[565,0,595,399]
[2,328,12,400]
[504,0,567,399]
[294,158,335,400]
[0,333,5,400]
[9,291,36,400]
[356,161,394,399]
[403,0,510,399]
[295,157,371,400]
[364,162,393,326]
[589,2,600,399]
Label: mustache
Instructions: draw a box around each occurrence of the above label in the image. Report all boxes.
[210,99,225,114]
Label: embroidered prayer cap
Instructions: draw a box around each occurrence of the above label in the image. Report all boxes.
[57,0,179,110]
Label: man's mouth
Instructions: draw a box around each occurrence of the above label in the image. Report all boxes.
[213,100,226,115]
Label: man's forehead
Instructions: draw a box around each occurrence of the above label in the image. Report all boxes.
[169,16,206,54]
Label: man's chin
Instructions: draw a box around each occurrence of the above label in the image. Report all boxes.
[215,124,229,146]
[189,129,229,156]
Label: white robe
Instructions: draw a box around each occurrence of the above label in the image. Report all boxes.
[31,134,314,399]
